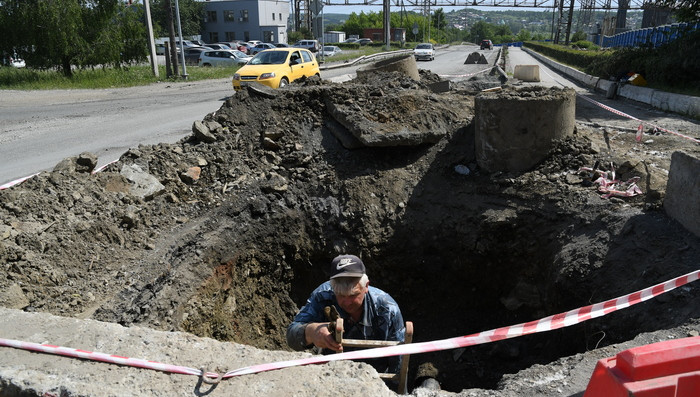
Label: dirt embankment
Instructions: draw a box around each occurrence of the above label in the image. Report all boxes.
[1,69,699,395]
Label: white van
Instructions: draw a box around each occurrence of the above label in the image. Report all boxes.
[294,40,320,53]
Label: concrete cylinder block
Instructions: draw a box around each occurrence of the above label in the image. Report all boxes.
[475,86,576,173]
[357,54,419,81]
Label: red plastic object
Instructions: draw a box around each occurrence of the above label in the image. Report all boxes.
[583,336,700,397]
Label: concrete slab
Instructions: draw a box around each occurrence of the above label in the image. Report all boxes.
[664,151,700,238]
[0,308,393,397]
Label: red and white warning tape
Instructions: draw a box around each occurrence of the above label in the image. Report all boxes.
[0,159,120,191]
[438,66,493,78]
[2,269,698,381]
[577,94,700,144]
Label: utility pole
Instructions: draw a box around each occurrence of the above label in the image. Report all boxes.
[175,0,188,79]
[383,0,390,50]
[165,0,179,77]
[144,0,159,77]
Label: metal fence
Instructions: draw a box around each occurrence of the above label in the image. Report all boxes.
[596,22,700,48]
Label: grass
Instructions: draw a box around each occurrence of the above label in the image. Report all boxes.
[0,64,241,90]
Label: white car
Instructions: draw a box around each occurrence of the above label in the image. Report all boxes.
[413,43,435,61]
[198,50,251,67]
[319,46,341,57]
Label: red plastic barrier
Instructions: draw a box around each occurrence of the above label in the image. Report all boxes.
[584,336,700,397]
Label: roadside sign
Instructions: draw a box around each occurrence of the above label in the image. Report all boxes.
[412,22,419,35]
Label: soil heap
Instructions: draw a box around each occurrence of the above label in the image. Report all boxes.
[1,70,698,395]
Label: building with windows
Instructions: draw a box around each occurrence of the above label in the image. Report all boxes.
[201,0,289,44]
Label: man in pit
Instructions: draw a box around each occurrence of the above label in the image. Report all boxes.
[286,254,405,375]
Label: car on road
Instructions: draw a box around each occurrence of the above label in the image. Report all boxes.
[198,50,251,67]
[293,39,321,53]
[232,48,320,90]
[250,43,277,55]
[319,45,341,57]
[480,39,493,50]
[357,38,373,45]
[413,43,435,61]
[342,38,359,44]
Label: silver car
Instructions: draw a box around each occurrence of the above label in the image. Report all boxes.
[198,50,251,67]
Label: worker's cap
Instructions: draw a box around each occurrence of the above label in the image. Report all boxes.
[329,254,366,279]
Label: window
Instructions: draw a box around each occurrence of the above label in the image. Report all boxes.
[272,13,275,21]
[240,10,248,22]
[225,32,236,41]
[279,13,282,21]
[206,11,217,23]
[263,30,273,42]
[244,31,250,41]
[224,10,235,22]
[208,32,219,43]
[300,51,312,63]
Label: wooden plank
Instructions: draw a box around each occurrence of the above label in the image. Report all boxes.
[341,338,400,348]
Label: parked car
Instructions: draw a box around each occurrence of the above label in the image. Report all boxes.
[184,46,213,65]
[293,40,321,53]
[198,50,251,67]
[319,45,341,57]
[480,39,493,50]
[413,43,435,61]
[2,54,26,68]
[247,40,263,46]
[250,43,277,55]
[357,38,373,45]
[232,48,320,90]
[342,38,359,44]
[205,43,232,50]
[272,43,289,48]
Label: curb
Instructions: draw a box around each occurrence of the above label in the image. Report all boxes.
[521,47,700,118]
[319,49,413,71]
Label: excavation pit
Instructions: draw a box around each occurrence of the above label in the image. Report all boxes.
[1,71,698,395]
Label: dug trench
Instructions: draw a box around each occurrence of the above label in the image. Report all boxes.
[1,70,698,394]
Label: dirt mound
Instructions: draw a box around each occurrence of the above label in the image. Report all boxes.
[1,70,698,395]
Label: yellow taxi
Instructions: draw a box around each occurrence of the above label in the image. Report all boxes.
[232,48,320,90]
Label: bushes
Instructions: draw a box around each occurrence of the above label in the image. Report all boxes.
[524,41,608,70]
[525,31,700,93]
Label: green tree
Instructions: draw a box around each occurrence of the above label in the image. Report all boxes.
[571,30,587,42]
[150,0,204,38]
[0,0,147,76]
[516,29,532,42]
[654,0,699,22]
[470,21,495,43]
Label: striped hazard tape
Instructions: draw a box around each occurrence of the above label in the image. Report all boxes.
[0,158,120,191]
[577,94,700,144]
[438,66,493,78]
[1,269,698,381]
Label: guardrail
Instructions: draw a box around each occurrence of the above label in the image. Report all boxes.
[319,49,413,71]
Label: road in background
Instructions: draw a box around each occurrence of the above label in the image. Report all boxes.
[0,79,232,186]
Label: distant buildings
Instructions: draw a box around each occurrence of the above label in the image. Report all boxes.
[200,0,289,43]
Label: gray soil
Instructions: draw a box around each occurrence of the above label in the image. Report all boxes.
[1,68,699,396]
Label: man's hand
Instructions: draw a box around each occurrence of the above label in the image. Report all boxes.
[305,322,343,352]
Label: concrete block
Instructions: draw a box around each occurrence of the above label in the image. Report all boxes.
[618,84,655,104]
[513,65,540,82]
[651,91,700,118]
[664,151,700,238]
